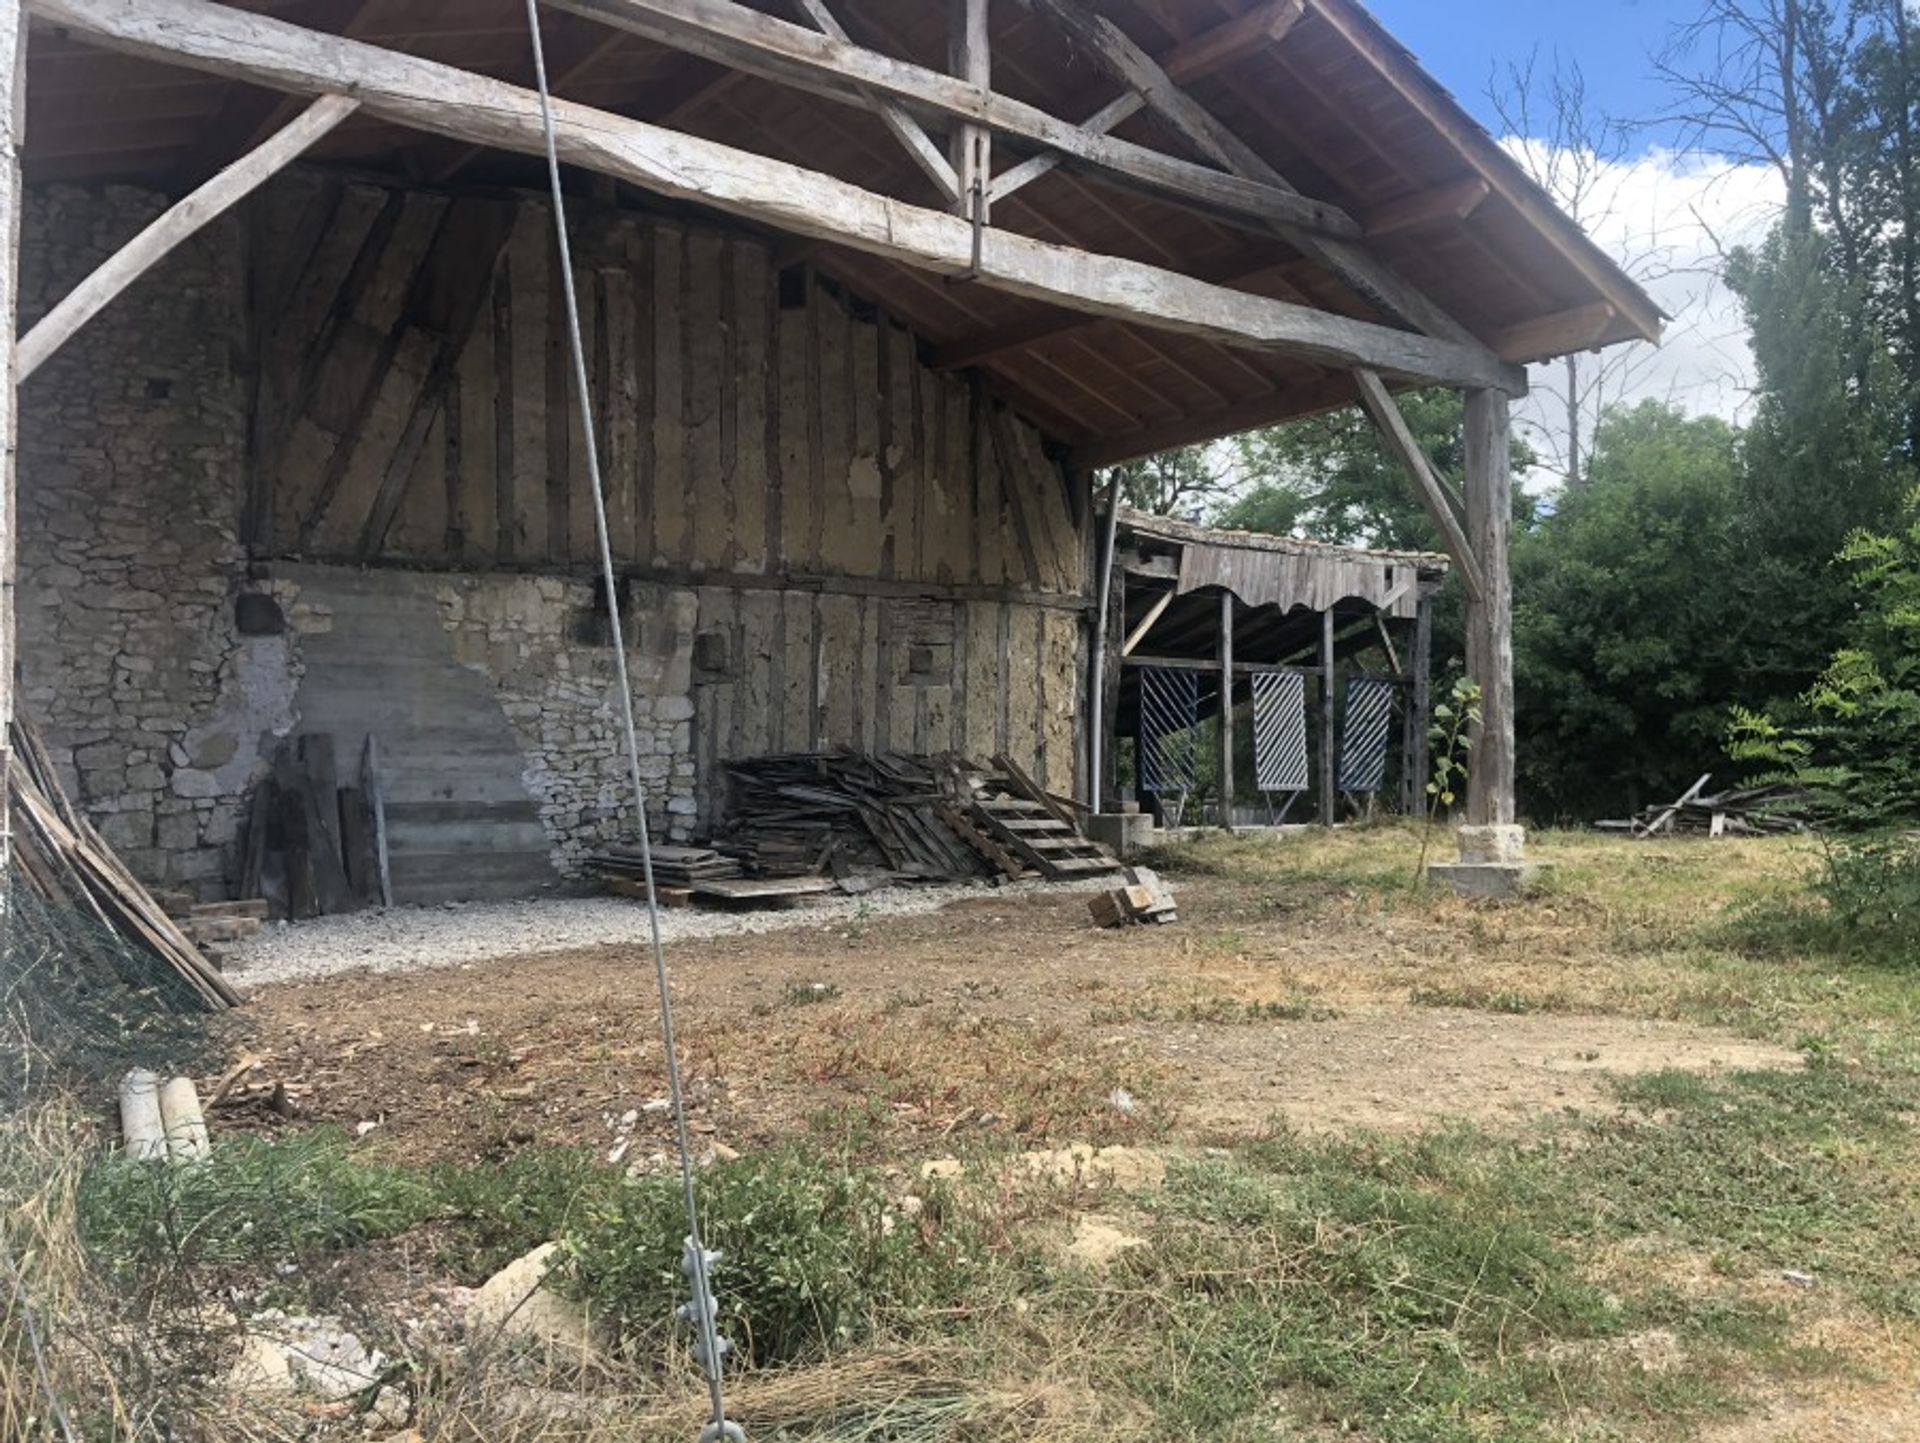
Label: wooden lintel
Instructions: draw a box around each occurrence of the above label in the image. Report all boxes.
[1012,0,1496,359]
[795,0,959,203]
[1363,176,1492,239]
[546,0,1364,239]
[1122,588,1175,655]
[1351,368,1486,603]
[30,0,1519,392]
[933,253,1300,370]
[1161,0,1306,85]
[1492,301,1619,363]
[18,93,359,380]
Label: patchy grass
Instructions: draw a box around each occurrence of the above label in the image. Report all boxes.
[28,828,1920,1440]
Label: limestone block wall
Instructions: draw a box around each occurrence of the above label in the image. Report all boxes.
[15,185,263,892]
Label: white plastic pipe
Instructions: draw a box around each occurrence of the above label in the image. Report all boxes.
[158,1076,212,1163]
[118,1069,167,1162]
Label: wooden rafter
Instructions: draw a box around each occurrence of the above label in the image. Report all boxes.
[543,0,1364,238]
[29,0,1522,393]
[1363,177,1492,239]
[19,95,359,379]
[1159,0,1305,84]
[1491,302,1618,363]
[1306,0,1664,345]
[1011,0,1492,357]
[795,0,959,204]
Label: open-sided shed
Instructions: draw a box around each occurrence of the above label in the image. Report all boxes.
[0,0,1658,900]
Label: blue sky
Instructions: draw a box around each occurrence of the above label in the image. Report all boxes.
[1366,0,1698,144]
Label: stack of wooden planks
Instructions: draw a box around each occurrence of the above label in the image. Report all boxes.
[8,721,238,1010]
[589,844,741,889]
[715,750,1122,885]
[1599,776,1811,838]
[242,734,392,920]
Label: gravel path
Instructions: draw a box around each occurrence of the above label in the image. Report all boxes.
[227,877,1109,989]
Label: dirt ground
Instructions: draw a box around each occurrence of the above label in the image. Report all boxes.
[225,878,1795,1164]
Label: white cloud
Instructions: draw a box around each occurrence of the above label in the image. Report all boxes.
[1496,140,1786,481]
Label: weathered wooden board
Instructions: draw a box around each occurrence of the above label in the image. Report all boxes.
[249,174,1083,599]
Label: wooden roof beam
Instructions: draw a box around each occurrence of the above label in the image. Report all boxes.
[1364,176,1492,239]
[1012,0,1496,358]
[1491,302,1618,363]
[543,0,1363,239]
[20,94,358,379]
[29,0,1522,394]
[1159,0,1305,85]
[932,255,1312,370]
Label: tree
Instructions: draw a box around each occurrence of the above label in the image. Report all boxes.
[1217,389,1534,551]
[1513,402,1749,819]
[1492,55,1701,488]
[1110,444,1231,518]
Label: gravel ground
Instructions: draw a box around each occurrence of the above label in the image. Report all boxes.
[227,877,1111,989]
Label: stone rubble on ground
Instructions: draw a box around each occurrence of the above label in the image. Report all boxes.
[222,1311,389,1403]
[465,1243,597,1356]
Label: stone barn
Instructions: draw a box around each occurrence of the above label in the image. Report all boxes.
[0,0,1660,904]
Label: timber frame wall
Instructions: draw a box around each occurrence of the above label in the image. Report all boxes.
[0,0,1619,871]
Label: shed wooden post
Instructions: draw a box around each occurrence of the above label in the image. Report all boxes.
[0,0,23,878]
[1462,388,1516,830]
[1318,607,1336,827]
[1216,589,1234,830]
[1405,577,1436,819]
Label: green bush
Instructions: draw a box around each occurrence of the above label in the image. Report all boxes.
[563,1146,978,1366]
[78,1128,439,1281]
[1816,834,1920,959]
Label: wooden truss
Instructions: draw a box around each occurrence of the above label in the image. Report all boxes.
[0,0,1522,842]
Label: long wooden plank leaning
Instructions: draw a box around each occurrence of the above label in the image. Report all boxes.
[17,93,358,380]
[29,0,1523,393]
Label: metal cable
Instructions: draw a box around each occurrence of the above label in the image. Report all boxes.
[520,6,737,1438]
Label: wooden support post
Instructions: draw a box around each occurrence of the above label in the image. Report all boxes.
[28,0,1521,393]
[1353,368,1484,602]
[1087,468,1121,811]
[1217,589,1234,831]
[1406,579,1435,819]
[950,0,990,224]
[1100,565,1123,805]
[17,94,358,379]
[1319,607,1337,827]
[0,0,21,878]
[1463,388,1516,828]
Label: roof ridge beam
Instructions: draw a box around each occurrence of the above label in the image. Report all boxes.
[28,0,1523,395]
[543,0,1363,239]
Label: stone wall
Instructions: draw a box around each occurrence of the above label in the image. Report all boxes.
[13,184,703,896]
[425,571,699,870]
[16,184,262,893]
